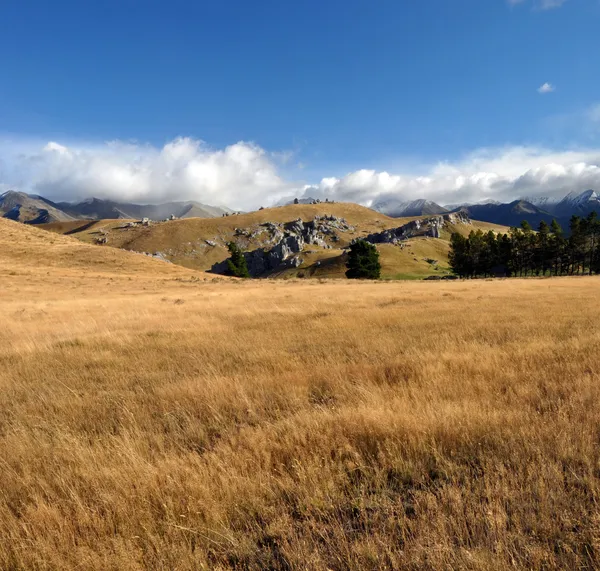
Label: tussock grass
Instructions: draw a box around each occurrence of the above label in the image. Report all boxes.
[1,219,600,569]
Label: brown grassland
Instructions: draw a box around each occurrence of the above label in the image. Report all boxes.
[2,218,600,569]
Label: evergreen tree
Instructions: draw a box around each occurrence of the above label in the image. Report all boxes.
[226,242,250,278]
[549,219,565,276]
[449,233,471,277]
[520,221,535,276]
[510,227,527,277]
[467,230,485,276]
[584,212,600,275]
[345,240,381,279]
[498,233,513,276]
[483,231,499,276]
[446,211,600,280]
[569,216,585,275]
[536,220,550,276]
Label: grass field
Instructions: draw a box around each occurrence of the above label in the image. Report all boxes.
[2,218,600,569]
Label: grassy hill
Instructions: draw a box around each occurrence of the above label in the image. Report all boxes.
[0,216,199,279]
[41,202,508,279]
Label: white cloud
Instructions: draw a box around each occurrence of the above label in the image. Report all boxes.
[538,82,555,94]
[3,137,600,210]
[298,147,600,207]
[1,137,295,210]
[587,103,600,123]
[509,0,568,9]
[538,0,568,8]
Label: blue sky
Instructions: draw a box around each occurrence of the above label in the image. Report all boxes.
[2,0,600,209]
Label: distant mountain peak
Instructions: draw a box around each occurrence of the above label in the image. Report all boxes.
[373,198,448,217]
[572,189,598,204]
[1,190,27,199]
[555,189,600,214]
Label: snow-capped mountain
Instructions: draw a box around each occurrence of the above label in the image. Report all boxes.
[444,199,501,210]
[519,196,560,211]
[373,198,448,217]
[373,190,600,228]
[554,190,600,215]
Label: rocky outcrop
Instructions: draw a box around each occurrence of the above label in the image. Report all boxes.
[359,212,470,245]
[211,215,354,277]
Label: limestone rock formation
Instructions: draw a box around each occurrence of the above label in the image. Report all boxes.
[211,215,354,277]
[358,212,470,245]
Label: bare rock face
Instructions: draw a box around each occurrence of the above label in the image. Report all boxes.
[440,211,471,226]
[211,215,353,277]
[358,213,471,245]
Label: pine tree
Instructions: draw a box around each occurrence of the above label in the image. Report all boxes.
[549,219,565,276]
[345,240,381,279]
[483,231,498,276]
[498,233,513,276]
[584,212,600,275]
[569,216,584,275]
[226,242,250,278]
[520,221,534,276]
[449,233,470,277]
[536,220,550,276]
[510,227,526,277]
[447,212,599,279]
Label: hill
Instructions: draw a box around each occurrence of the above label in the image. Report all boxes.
[42,202,508,280]
[56,196,233,220]
[0,190,76,224]
[0,191,231,224]
[0,216,196,279]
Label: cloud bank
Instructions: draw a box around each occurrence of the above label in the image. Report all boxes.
[3,137,600,210]
[299,147,600,207]
[0,137,294,211]
[509,0,568,10]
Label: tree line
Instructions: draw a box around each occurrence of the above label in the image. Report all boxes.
[449,212,600,278]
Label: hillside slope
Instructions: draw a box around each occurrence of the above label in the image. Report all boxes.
[0,217,195,278]
[41,202,508,279]
[0,191,76,224]
[56,197,232,220]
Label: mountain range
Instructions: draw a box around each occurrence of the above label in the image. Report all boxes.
[373,190,600,229]
[3,188,600,231]
[0,191,232,224]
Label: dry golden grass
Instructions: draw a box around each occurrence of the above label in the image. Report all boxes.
[2,218,600,570]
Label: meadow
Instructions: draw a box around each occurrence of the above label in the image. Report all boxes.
[1,218,600,569]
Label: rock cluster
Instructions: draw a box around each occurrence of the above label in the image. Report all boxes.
[211,215,353,277]
[136,251,171,263]
[359,212,471,245]
[424,275,459,281]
